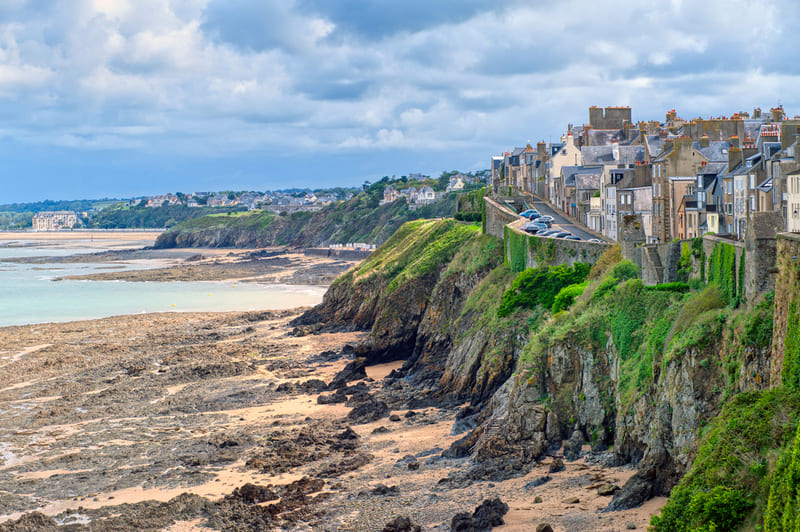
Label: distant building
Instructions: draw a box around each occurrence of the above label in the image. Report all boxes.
[32,211,78,231]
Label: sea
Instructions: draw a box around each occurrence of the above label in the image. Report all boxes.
[0,236,326,327]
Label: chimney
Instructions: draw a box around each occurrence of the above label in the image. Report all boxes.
[728,146,742,170]
[537,141,546,158]
[742,144,758,162]
[699,135,710,148]
[730,135,739,148]
[771,106,785,122]
[753,107,762,119]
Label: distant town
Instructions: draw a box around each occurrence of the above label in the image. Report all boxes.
[17,171,488,232]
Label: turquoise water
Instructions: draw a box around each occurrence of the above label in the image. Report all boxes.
[0,242,326,327]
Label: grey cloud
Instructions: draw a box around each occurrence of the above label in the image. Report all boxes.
[201,0,315,53]
[296,0,509,41]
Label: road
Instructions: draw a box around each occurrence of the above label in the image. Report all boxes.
[522,199,601,241]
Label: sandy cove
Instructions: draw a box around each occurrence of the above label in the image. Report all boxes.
[0,309,664,531]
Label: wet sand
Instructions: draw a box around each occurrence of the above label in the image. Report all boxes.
[0,309,664,531]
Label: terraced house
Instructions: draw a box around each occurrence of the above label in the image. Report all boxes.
[491,104,800,243]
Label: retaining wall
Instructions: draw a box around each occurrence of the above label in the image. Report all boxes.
[484,197,520,240]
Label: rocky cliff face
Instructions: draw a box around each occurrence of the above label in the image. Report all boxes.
[297,219,779,513]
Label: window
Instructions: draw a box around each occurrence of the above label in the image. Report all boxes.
[751,196,756,211]
[750,174,755,189]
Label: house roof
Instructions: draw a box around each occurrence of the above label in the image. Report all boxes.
[575,171,601,190]
[696,141,730,162]
[587,129,625,146]
[757,176,773,192]
[581,145,645,165]
[562,165,602,188]
[646,135,665,157]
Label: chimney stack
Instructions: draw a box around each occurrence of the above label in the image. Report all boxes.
[730,135,740,148]
[728,146,742,170]
[699,135,710,148]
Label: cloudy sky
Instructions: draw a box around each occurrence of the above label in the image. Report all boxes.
[1,0,798,202]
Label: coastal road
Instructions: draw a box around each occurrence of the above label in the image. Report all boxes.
[523,199,601,241]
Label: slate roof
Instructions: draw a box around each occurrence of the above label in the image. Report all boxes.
[581,145,645,165]
[587,129,625,146]
[561,165,601,188]
[696,141,730,162]
[575,171,601,190]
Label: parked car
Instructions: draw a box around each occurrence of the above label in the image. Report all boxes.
[538,215,554,222]
[587,238,603,243]
[539,229,561,237]
[551,231,572,238]
[519,209,537,217]
[536,219,552,228]
[525,211,542,220]
[563,235,581,241]
[522,222,547,234]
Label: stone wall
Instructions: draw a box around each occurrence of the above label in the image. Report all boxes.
[771,233,800,387]
[505,222,610,271]
[744,212,783,308]
[304,248,373,260]
[484,197,520,240]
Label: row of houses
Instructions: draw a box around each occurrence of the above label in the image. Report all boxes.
[381,185,437,208]
[134,190,344,211]
[492,105,800,242]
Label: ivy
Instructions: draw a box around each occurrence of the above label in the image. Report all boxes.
[707,242,740,308]
[784,302,800,392]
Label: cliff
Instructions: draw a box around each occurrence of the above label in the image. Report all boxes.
[297,217,796,530]
[153,192,458,249]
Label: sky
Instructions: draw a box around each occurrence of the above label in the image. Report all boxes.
[1,0,799,203]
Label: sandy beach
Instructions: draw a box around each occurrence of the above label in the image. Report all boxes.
[0,308,663,531]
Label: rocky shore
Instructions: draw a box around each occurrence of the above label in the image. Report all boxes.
[0,309,661,531]
[6,247,361,285]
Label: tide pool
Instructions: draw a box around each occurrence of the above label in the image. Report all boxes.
[0,241,326,327]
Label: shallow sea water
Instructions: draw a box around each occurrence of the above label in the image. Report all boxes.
[0,239,325,327]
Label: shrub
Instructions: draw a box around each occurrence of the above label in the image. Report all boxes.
[498,263,591,317]
[589,244,621,279]
[552,282,587,313]
[646,282,691,293]
[741,292,774,349]
[610,260,639,281]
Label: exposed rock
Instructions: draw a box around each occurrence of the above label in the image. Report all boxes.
[372,426,390,434]
[536,524,554,532]
[318,391,347,404]
[389,414,401,422]
[230,483,278,504]
[450,497,509,531]
[346,395,389,424]
[0,512,58,531]
[328,357,368,390]
[533,495,543,503]
[548,458,565,473]
[382,516,422,532]
[404,410,417,418]
[563,430,585,461]
[524,476,552,490]
[562,497,580,504]
[371,484,399,496]
[597,483,621,496]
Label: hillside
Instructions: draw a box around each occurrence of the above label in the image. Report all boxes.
[293,217,800,530]
[154,190,461,249]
